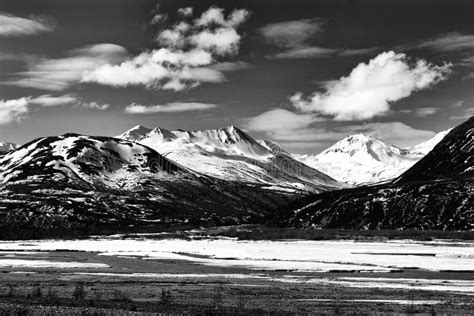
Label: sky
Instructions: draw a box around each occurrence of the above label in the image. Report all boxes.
[0,0,473,154]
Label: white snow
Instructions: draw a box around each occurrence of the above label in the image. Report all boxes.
[116,125,340,191]
[408,129,451,155]
[0,238,472,273]
[0,141,18,153]
[293,131,451,184]
[0,259,109,269]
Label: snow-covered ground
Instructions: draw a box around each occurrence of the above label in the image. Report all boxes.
[0,259,109,269]
[0,238,472,273]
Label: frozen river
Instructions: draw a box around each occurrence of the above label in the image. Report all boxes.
[1,237,472,272]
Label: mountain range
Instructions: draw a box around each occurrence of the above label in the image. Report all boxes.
[0,133,297,237]
[0,118,470,236]
[274,117,473,230]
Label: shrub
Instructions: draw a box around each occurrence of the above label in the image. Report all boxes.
[72,282,86,301]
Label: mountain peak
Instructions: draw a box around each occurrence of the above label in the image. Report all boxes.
[118,125,152,141]
[0,141,18,154]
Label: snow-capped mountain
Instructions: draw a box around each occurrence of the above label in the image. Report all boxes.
[407,129,451,156]
[294,134,421,184]
[275,117,474,230]
[0,141,18,154]
[0,133,183,190]
[293,130,451,185]
[117,125,341,192]
[0,133,297,233]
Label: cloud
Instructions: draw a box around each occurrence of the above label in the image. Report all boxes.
[244,108,435,152]
[259,19,324,48]
[177,7,193,17]
[416,32,474,52]
[272,47,337,59]
[210,61,253,71]
[149,4,168,25]
[450,107,474,120]
[452,100,465,107]
[0,13,55,37]
[400,107,438,117]
[243,108,318,132]
[81,101,109,110]
[290,51,452,120]
[5,43,128,91]
[259,19,378,59]
[28,94,78,107]
[0,94,109,123]
[83,6,250,91]
[0,98,29,125]
[124,102,217,113]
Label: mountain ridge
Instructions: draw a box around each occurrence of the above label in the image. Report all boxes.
[273,116,474,230]
[117,124,342,193]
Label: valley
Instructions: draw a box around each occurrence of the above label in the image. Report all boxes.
[0,229,472,314]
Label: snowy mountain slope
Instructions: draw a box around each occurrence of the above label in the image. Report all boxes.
[293,129,453,185]
[274,117,474,230]
[117,125,341,192]
[408,129,451,156]
[294,134,422,184]
[0,134,297,236]
[0,141,18,154]
[0,133,184,190]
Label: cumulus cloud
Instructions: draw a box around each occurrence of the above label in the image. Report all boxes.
[177,7,193,17]
[5,44,128,91]
[290,51,452,120]
[83,6,250,91]
[0,98,29,125]
[0,13,55,37]
[124,102,217,113]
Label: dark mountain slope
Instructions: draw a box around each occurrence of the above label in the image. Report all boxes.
[396,117,473,182]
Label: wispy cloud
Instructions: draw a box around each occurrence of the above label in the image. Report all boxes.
[0,94,109,125]
[450,107,474,120]
[0,98,29,125]
[243,108,318,132]
[272,47,337,59]
[4,44,128,91]
[290,51,451,120]
[259,19,378,59]
[83,6,251,91]
[259,19,324,48]
[400,107,439,117]
[0,13,55,37]
[124,102,217,113]
[81,101,109,110]
[28,94,78,107]
[415,32,474,52]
